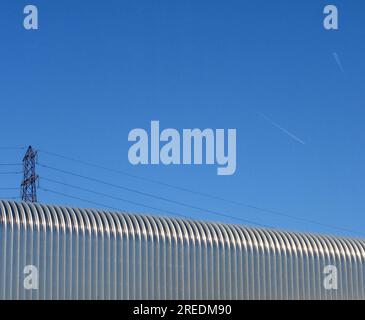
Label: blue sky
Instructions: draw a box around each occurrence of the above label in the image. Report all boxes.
[1,1,365,237]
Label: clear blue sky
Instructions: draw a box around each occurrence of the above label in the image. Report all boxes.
[1,1,365,238]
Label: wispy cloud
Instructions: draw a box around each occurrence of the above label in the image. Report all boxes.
[333,52,344,73]
[257,112,306,145]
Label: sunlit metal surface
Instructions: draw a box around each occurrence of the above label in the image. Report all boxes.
[0,200,364,300]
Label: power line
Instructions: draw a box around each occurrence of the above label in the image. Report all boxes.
[0,171,22,175]
[36,155,365,236]
[0,163,22,166]
[39,149,241,200]
[39,186,191,221]
[0,196,20,200]
[38,149,348,233]
[0,146,25,150]
[41,178,191,219]
[40,187,129,212]
[38,165,269,228]
[40,149,254,204]
[39,178,365,237]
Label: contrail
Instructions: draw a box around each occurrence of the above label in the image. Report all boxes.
[333,52,344,73]
[257,112,306,145]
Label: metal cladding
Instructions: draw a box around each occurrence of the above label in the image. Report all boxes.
[0,200,364,300]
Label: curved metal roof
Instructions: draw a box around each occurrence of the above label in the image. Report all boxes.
[1,200,364,300]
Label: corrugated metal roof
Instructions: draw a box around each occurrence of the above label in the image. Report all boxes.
[1,200,364,300]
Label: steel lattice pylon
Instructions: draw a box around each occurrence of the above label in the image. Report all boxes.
[21,146,39,202]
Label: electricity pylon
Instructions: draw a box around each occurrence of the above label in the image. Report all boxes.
[21,146,39,202]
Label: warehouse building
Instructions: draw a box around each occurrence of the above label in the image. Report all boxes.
[0,200,364,300]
